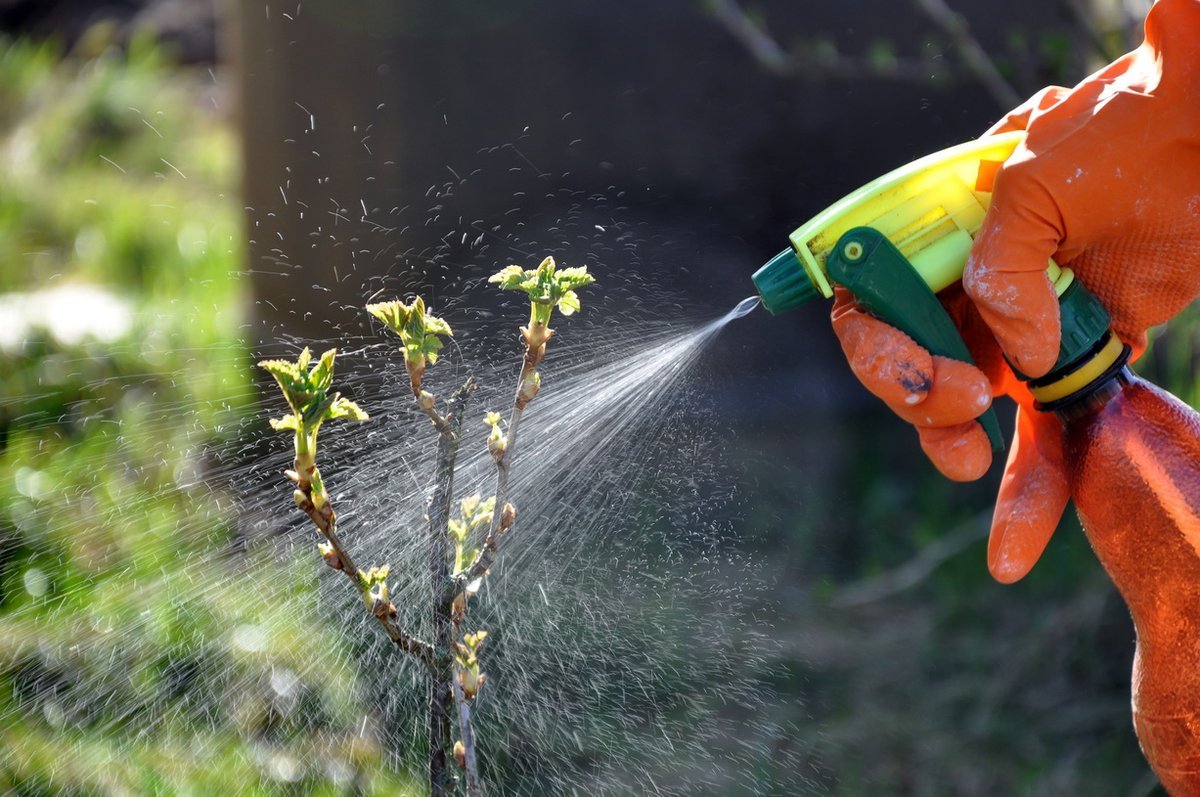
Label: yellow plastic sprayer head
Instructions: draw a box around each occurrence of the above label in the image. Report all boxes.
[752,131,1025,314]
[751,130,1118,456]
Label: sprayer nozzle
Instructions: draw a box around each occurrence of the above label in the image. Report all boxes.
[752,248,820,315]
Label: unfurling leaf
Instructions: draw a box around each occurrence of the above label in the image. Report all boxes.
[557,289,580,316]
[269,414,300,432]
[329,397,368,421]
[259,347,367,463]
[488,256,596,327]
[366,297,453,393]
[487,264,526,289]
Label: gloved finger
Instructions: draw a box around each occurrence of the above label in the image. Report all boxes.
[833,288,993,425]
[987,403,1070,583]
[917,421,992,482]
[889,355,992,428]
[832,288,933,409]
[984,85,1071,136]
[964,168,1064,379]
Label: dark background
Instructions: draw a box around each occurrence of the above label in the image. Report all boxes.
[0,0,1172,794]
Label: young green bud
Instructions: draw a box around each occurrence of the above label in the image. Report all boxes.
[318,542,342,571]
[460,670,485,701]
[454,741,466,769]
[516,370,541,409]
[487,428,507,461]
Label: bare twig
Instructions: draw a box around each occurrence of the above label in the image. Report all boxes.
[830,513,988,608]
[912,0,1022,109]
[291,468,434,669]
[1056,0,1125,63]
[448,324,549,793]
[426,378,475,797]
[460,337,540,590]
[708,0,1022,109]
[452,673,482,796]
[415,390,452,435]
[706,0,795,75]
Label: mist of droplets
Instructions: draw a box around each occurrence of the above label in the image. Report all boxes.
[0,89,816,791]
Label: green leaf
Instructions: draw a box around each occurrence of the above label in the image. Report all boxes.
[329,396,368,421]
[487,257,595,322]
[365,300,410,334]
[425,316,453,337]
[366,296,453,373]
[460,494,481,518]
[488,265,526,288]
[268,414,300,432]
[259,346,365,453]
[556,266,595,290]
[310,348,337,392]
[557,290,580,316]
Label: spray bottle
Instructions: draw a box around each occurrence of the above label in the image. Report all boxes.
[752,132,1200,792]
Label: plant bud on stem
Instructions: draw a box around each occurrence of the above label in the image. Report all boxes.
[371,599,398,620]
[516,370,541,409]
[500,503,516,532]
[318,542,343,571]
[521,320,553,353]
[487,433,506,462]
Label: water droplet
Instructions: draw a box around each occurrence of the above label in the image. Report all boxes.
[23,568,48,598]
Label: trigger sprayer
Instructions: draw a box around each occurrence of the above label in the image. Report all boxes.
[750,131,1125,443]
[753,133,1200,793]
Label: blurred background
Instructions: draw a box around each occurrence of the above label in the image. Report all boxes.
[2,0,1189,794]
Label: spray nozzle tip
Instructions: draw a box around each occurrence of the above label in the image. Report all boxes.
[752,248,820,314]
[730,296,761,320]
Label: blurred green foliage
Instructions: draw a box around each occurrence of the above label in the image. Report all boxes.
[0,33,417,794]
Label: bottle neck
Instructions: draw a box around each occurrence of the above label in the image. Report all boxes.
[1048,366,1134,423]
[1026,330,1133,420]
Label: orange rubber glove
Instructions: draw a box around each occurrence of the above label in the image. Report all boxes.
[832,0,1200,580]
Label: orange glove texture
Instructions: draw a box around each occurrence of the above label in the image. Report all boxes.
[836,4,1200,790]
[833,0,1200,581]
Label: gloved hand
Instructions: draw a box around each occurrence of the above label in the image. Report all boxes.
[832,0,1200,583]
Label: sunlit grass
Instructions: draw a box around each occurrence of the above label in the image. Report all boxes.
[0,31,418,794]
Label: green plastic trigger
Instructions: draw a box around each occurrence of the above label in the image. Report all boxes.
[826,227,1005,455]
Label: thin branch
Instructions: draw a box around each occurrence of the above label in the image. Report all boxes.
[829,513,988,608]
[453,673,483,796]
[706,0,795,75]
[426,378,475,797]
[708,0,1022,109]
[459,344,535,590]
[912,0,1022,109]
[416,397,452,436]
[1056,0,1124,63]
[292,472,434,669]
